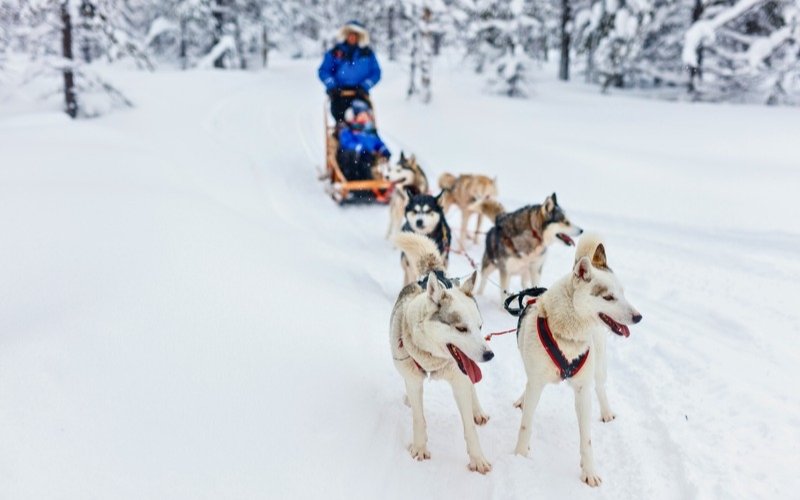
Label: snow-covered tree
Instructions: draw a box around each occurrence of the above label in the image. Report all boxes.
[10,0,139,117]
[407,1,441,102]
[684,0,800,103]
[459,0,549,96]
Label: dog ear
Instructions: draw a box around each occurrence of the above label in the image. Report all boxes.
[402,186,415,201]
[542,193,556,213]
[399,151,405,162]
[426,272,445,304]
[435,189,447,208]
[592,243,608,270]
[574,256,593,282]
[459,271,477,296]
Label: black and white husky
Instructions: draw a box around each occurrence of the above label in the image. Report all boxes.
[399,191,451,286]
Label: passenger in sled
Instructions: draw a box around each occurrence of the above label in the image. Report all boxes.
[337,99,391,181]
[318,20,381,123]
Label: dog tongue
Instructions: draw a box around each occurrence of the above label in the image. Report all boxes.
[556,233,575,246]
[461,349,483,384]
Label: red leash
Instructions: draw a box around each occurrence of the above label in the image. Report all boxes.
[484,328,516,342]
[450,248,479,270]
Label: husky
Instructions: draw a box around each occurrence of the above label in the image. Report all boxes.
[438,173,498,249]
[385,152,430,239]
[510,236,642,486]
[391,232,495,473]
[399,191,451,286]
[574,233,625,423]
[476,193,582,302]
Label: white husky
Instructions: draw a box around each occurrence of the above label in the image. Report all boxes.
[512,234,642,486]
[575,234,626,422]
[390,232,495,473]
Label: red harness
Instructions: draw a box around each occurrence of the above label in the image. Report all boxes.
[397,338,426,374]
[494,290,589,380]
[536,316,589,380]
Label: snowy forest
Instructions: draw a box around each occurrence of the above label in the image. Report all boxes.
[1,0,799,116]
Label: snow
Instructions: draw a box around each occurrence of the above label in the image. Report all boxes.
[1,55,800,499]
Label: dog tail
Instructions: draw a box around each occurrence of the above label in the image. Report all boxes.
[575,232,611,270]
[394,232,444,276]
[471,198,505,224]
[438,172,457,191]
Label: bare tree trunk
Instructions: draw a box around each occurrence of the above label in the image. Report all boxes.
[61,0,78,118]
[262,25,269,68]
[79,0,95,63]
[559,0,570,81]
[407,6,418,98]
[232,15,246,69]
[387,6,396,61]
[420,6,433,103]
[212,0,226,68]
[179,16,188,69]
[688,0,704,94]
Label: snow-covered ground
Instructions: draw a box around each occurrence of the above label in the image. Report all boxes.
[1,56,799,499]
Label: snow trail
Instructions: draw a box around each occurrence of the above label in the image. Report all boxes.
[1,57,799,499]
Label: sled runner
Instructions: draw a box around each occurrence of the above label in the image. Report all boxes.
[323,90,393,205]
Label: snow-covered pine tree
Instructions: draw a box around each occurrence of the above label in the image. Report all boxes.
[407,1,442,102]
[633,0,694,88]
[572,0,656,90]
[683,0,800,103]
[460,0,547,96]
[13,0,137,118]
[0,1,12,76]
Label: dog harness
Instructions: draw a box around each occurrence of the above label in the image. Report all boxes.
[416,269,453,290]
[536,317,589,380]
[396,337,427,375]
[502,288,589,380]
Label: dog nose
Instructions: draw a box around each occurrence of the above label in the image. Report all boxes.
[416,220,424,228]
[577,227,584,234]
[632,314,643,324]
[482,351,495,362]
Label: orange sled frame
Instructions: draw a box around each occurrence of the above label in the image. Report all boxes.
[323,91,393,205]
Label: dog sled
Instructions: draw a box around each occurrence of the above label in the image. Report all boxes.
[322,90,393,205]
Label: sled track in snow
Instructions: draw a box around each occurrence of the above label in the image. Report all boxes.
[198,65,800,500]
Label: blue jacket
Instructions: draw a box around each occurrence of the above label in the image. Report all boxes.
[318,43,381,91]
[338,127,390,158]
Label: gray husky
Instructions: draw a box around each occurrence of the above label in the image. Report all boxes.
[390,232,494,473]
[476,193,583,301]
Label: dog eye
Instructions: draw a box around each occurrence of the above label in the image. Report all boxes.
[603,295,615,302]
[455,325,468,333]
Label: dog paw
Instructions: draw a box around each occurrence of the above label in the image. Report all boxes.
[600,412,616,423]
[513,445,530,457]
[468,456,492,474]
[408,444,431,461]
[473,410,490,425]
[581,469,602,487]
